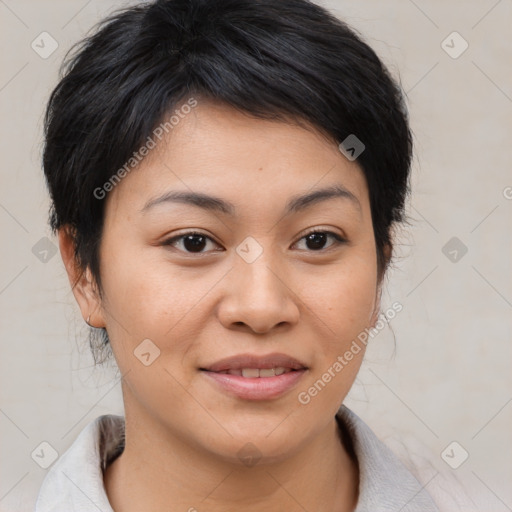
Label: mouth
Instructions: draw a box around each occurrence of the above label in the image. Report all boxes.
[199,353,308,400]
[200,352,308,373]
[209,367,297,377]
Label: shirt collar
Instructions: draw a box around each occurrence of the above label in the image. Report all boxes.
[336,405,439,511]
[36,406,438,511]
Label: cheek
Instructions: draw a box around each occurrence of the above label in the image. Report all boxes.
[306,256,378,348]
[98,241,225,361]
[294,258,377,414]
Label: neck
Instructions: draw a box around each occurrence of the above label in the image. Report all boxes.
[104,408,359,512]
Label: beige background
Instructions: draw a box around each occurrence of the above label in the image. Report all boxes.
[1,1,511,510]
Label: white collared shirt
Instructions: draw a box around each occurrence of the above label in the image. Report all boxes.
[35,405,442,511]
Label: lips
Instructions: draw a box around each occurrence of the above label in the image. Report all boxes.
[215,367,293,377]
[200,353,308,373]
[200,353,308,400]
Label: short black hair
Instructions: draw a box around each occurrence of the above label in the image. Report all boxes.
[43,0,413,362]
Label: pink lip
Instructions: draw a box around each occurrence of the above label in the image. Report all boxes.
[201,369,307,400]
[200,352,307,372]
[199,352,309,401]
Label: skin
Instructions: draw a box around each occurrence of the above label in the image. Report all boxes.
[59,99,390,512]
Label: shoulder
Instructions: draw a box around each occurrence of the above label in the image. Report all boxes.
[336,405,440,512]
[34,414,124,512]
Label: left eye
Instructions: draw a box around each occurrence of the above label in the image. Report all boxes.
[163,232,221,254]
[293,230,346,251]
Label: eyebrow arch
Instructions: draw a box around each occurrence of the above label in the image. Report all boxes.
[140,184,361,216]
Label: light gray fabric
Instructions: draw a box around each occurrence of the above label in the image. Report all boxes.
[35,414,121,512]
[35,406,439,511]
[337,406,439,511]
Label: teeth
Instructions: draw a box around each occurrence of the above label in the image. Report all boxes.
[237,367,291,378]
[214,367,295,377]
[241,368,260,378]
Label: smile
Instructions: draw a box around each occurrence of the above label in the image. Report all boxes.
[214,367,294,377]
[200,368,307,400]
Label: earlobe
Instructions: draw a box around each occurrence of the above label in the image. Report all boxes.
[58,226,105,328]
[369,242,391,327]
[369,287,382,328]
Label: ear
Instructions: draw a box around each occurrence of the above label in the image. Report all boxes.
[58,225,106,328]
[369,242,392,328]
[369,291,382,329]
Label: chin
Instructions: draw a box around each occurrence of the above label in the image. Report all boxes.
[210,437,301,468]
[205,417,310,462]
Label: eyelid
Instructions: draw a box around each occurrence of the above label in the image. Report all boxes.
[295,226,347,243]
[162,230,222,250]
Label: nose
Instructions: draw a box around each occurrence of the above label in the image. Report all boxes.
[216,252,300,334]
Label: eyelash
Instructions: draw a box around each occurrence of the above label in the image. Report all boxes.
[162,228,347,254]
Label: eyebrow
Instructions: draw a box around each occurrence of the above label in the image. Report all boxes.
[140,184,362,217]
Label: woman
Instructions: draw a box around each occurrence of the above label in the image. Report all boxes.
[35,0,440,510]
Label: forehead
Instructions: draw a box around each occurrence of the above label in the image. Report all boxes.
[104,100,369,217]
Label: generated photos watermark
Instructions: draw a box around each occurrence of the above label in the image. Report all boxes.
[297,301,403,405]
[93,97,198,200]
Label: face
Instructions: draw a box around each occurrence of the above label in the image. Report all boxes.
[65,99,383,464]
